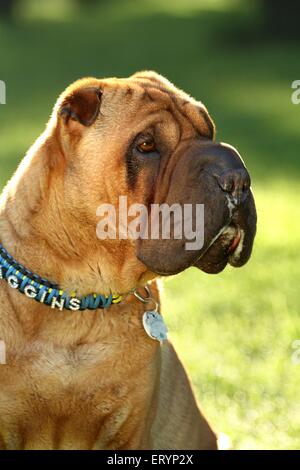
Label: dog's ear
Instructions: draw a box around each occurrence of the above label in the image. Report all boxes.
[59,87,102,127]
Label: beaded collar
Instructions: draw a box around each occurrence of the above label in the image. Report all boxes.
[0,243,122,311]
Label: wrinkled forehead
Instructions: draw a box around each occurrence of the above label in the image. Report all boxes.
[98,74,215,140]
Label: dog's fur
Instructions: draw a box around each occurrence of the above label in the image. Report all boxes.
[0,71,256,450]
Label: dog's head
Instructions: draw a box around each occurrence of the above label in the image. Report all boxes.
[52,71,256,284]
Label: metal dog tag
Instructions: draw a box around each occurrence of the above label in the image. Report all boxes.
[143,310,168,342]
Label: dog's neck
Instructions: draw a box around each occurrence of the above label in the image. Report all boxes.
[0,130,154,300]
[0,133,160,352]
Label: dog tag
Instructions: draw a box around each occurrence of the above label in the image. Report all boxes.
[143,310,168,342]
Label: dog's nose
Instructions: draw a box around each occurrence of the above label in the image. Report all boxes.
[216,168,250,205]
[190,140,251,206]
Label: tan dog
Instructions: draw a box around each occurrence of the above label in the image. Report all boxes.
[0,71,256,450]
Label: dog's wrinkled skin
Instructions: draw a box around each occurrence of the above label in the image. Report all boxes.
[0,71,256,450]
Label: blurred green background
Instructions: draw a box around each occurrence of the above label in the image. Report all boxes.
[0,0,299,450]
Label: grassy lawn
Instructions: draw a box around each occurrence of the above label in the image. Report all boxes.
[0,0,299,449]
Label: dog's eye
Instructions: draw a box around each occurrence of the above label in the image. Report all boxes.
[137,139,157,154]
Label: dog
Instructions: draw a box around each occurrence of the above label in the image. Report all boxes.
[0,71,256,450]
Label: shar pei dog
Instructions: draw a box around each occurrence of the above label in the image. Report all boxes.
[0,71,256,450]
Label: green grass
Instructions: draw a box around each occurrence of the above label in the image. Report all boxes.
[0,0,300,449]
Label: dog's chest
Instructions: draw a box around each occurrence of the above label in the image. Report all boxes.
[0,339,157,449]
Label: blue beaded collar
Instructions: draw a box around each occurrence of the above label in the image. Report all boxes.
[0,243,122,311]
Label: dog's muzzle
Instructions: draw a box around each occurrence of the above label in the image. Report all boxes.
[137,139,257,276]
[191,141,256,274]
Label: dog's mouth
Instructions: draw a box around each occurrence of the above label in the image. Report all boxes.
[192,186,257,275]
[137,177,257,277]
[193,223,245,274]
